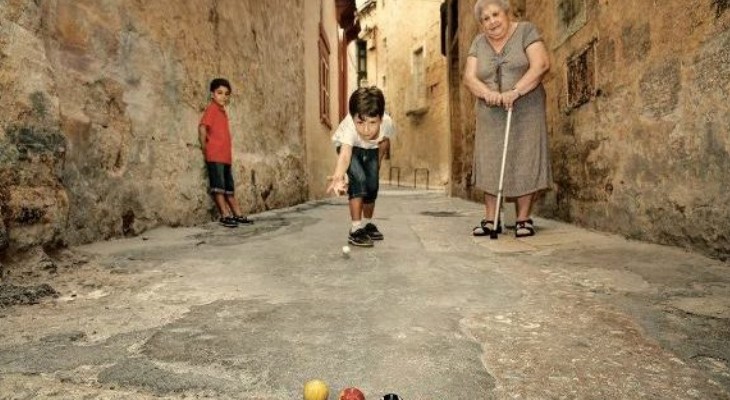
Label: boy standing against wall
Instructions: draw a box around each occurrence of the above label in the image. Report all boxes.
[328,86,396,247]
[199,78,253,228]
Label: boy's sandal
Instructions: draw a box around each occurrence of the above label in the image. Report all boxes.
[472,219,503,236]
[515,219,535,238]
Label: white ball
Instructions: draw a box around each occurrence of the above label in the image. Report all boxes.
[342,245,351,254]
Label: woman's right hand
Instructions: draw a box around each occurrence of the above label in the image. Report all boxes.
[501,89,520,110]
[482,89,503,107]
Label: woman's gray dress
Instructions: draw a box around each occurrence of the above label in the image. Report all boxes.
[468,22,551,197]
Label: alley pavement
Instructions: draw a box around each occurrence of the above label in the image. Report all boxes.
[1,187,729,399]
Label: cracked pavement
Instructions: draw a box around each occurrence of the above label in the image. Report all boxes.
[0,188,729,399]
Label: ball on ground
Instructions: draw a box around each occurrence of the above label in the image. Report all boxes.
[303,379,329,400]
[342,245,351,255]
[339,387,365,400]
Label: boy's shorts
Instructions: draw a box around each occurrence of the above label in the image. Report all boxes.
[206,162,235,195]
[337,147,379,203]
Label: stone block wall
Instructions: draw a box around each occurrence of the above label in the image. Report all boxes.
[452,0,730,259]
[0,0,307,253]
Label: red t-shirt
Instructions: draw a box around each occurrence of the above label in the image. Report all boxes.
[199,102,232,164]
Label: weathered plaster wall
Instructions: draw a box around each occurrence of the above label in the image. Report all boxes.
[452,0,730,259]
[360,0,450,189]
[0,0,306,253]
[304,0,342,199]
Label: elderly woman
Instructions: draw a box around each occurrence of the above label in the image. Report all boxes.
[463,0,551,237]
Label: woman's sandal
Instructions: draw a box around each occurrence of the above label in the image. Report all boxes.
[515,219,535,238]
[472,219,503,236]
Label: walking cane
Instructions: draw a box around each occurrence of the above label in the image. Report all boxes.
[490,108,513,240]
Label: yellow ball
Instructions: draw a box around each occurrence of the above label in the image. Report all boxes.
[303,379,330,400]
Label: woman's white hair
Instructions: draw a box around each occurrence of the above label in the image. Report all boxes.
[473,0,511,21]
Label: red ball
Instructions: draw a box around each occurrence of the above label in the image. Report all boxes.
[339,387,365,400]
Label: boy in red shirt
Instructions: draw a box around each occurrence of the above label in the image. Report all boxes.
[198,78,253,227]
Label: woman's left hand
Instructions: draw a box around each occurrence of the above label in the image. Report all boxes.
[501,90,520,110]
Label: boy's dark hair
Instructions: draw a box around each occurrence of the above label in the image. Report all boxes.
[349,86,385,119]
[209,78,232,93]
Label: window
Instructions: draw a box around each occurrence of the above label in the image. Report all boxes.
[356,39,368,86]
[566,41,595,109]
[406,45,428,116]
[319,23,331,128]
[413,47,424,91]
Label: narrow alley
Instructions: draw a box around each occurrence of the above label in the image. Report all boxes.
[1,188,728,399]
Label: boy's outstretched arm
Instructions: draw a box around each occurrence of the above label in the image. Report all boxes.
[198,125,207,155]
[327,144,353,195]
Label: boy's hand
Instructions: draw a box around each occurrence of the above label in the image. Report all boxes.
[326,175,348,196]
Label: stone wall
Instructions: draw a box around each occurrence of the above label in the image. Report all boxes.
[0,0,307,253]
[451,0,730,259]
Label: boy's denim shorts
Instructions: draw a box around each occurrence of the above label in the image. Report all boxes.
[337,147,379,203]
[206,162,235,195]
